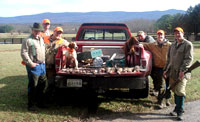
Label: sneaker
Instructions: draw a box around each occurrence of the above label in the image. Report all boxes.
[166,99,171,106]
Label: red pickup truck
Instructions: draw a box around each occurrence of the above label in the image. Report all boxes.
[55,23,152,99]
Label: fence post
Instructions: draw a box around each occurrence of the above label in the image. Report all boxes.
[21,38,23,44]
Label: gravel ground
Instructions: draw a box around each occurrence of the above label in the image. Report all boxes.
[94,100,200,122]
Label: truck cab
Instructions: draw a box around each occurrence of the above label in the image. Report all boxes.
[75,23,131,56]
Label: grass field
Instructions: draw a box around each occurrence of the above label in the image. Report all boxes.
[0,42,200,122]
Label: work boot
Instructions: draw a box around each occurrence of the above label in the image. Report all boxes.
[177,112,183,121]
[169,107,177,116]
[158,103,164,109]
[166,99,171,106]
[157,99,164,109]
[169,110,177,116]
[27,105,37,112]
[152,90,159,97]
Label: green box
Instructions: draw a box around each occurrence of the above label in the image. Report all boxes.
[77,49,103,61]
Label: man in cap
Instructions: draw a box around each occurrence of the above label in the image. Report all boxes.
[44,26,69,99]
[21,22,48,111]
[163,27,193,121]
[40,19,53,43]
[142,30,171,109]
[137,31,155,43]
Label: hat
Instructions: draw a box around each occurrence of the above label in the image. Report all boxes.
[42,19,50,24]
[157,30,165,35]
[54,27,63,32]
[31,23,43,31]
[174,27,184,33]
[137,31,145,36]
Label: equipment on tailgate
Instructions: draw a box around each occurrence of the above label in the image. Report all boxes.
[77,49,103,61]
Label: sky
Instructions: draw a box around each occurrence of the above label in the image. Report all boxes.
[0,0,199,17]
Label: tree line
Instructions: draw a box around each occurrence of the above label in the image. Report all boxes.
[154,3,200,40]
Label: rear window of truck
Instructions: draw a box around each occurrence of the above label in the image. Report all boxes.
[78,28,129,41]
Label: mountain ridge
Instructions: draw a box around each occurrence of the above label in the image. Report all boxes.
[0,9,185,24]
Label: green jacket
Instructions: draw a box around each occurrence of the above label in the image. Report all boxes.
[164,39,193,80]
[21,35,45,67]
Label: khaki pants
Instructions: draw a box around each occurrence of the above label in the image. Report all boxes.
[169,78,187,96]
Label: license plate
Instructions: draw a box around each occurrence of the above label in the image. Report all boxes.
[67,79,82,87]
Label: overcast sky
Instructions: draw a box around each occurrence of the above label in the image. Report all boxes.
[0,0,199,17]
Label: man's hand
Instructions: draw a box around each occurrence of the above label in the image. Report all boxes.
[179,71,184,80]
[31,63,38,68]
[163,71,167,79]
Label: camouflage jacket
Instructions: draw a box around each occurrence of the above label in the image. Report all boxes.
[45,36,69,66]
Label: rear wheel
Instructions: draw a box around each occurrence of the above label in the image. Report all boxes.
[130,76,149,98]
[87,89,99,114]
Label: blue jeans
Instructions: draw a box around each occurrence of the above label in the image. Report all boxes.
[26,64,48,107]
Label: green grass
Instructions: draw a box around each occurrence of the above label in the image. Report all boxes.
[0,42,200,121]
[186,42,200,101]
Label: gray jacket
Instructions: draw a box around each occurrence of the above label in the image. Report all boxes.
[139,35,155,43]
[21,35,45,67]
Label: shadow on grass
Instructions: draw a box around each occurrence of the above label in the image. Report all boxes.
[0,75,172,121]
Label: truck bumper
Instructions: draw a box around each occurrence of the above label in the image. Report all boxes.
[55,75,147,89]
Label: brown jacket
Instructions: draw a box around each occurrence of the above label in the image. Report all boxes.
[143,39,171,68]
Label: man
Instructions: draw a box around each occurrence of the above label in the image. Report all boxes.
[137,31,155,43]
[45,27,69,98]
[40,19,53,38]
[21,23,48,111]
[143,30,171,109]
[163,27,193,121]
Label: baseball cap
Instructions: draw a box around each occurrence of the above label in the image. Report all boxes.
[54,27,63,32]
[174,27,184,33]
[42,19,50,24]
[157,30,165,35]
[31,22,43,31]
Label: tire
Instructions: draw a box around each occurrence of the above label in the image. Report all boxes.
[87,89,99,114]
[130,76,150,98]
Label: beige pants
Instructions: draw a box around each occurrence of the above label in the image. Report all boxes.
[169,78,187,96]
